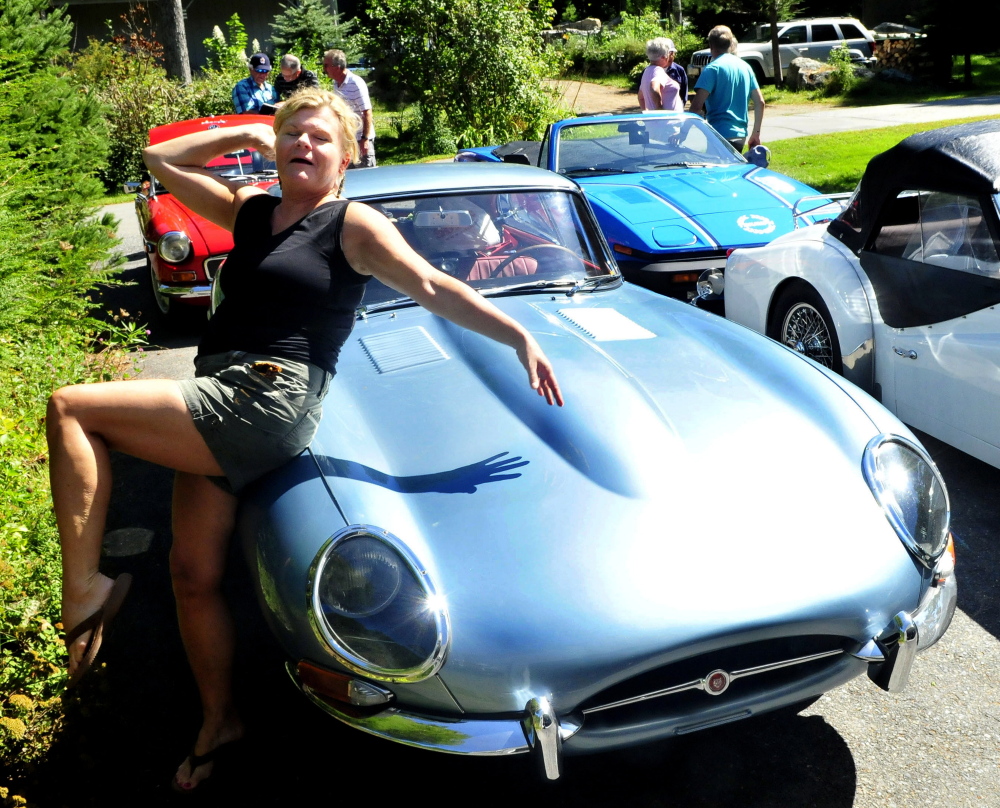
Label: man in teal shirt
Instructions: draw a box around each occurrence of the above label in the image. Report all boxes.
[690,26,765,153]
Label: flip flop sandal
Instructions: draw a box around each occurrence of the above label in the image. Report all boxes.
[171,738,245,795]
[65,573,133,689]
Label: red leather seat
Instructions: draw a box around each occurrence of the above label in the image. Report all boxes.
[464,256,539,280]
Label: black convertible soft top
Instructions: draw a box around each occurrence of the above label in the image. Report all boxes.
[830,118,1000,251]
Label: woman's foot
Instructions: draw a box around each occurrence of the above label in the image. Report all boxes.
[173,722,245,793]
[62,573,132,687]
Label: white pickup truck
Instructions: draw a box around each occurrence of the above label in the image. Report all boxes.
[687,17,877,83]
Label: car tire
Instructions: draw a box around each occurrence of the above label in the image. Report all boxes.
[148,255,174,319]
[768,285,843,374]
[750,61,767,86]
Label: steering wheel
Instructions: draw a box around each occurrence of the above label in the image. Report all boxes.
[490,244,585,278]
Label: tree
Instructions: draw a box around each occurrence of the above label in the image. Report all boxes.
[364,0,560,149]
[0,0,72,69]
[270,0,357,64]
[153,0,192,83]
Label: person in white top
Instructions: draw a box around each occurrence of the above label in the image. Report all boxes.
[323,49,376,168]
[638,38,683,113]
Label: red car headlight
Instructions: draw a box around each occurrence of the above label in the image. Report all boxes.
[157,231,192,264]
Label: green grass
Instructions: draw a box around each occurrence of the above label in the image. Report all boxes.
[561,71,634,90]
[770,114,997,193]
[102,191,134,204]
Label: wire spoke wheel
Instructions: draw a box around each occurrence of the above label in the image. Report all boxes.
[781,302,836,369]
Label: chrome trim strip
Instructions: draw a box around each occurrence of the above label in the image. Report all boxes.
[631,256,728,274]
[582,648,844,714]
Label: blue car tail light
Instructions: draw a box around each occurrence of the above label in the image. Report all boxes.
[862,435,950,567]
[309,525,450,682]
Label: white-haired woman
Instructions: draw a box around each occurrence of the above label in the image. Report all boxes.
[48,87,563,793]
[638,37,684,112]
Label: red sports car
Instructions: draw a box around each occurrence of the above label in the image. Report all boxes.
[132,115,278,322]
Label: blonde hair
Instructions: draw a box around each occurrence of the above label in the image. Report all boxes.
[273,87,361,171]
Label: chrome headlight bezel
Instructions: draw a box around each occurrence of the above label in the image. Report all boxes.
[862,434,950,568]
[308,525,450,683]
[156,230,192,264]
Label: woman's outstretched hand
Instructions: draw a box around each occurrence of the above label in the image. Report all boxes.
[518,337,564,407]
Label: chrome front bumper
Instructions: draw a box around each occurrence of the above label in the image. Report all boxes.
[156,283,211,301]
[290,568,956,780]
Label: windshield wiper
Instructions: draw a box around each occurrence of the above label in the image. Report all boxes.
[566,274,621,296]
[562,167,635,177]
[648,161,712,169]
[479,275,620,298]
[357,297,416,317]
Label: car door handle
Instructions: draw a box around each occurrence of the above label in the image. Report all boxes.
[894,347,918,360]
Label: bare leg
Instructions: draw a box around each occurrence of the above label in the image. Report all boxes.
[170,471,244,791]
[47,379,225,676]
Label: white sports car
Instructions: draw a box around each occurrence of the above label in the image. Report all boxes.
[723,120,1000,469]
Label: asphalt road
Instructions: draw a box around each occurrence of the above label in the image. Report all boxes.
[34,152,1000,805]
[764,94,1000,142]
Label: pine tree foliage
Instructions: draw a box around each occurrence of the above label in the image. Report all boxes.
[270,0,358,65]
[0,0,73,68]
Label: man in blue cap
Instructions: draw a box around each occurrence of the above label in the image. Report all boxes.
[232,53,279,114]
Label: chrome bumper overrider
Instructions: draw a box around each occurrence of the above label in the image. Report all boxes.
[289,570,955,781]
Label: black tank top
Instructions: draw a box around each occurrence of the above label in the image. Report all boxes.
[199,194,370,374]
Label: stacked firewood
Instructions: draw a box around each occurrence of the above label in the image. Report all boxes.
[873,37,928,75]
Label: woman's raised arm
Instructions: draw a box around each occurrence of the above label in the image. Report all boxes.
[142,123,276,232]
[342,202,564,406]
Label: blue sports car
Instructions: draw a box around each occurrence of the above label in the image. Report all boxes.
[456,112,839,300]
[234,163,955,779]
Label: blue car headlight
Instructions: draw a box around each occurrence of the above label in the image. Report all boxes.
[309,525,450,682]
[863,435,950,567]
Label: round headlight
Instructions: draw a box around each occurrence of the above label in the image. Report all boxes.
[157,231,192,263]
[863,434,950,567]
[309,526,449,682]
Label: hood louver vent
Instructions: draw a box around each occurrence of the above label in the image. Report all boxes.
[360,327,449,373]
[557,308,656,341]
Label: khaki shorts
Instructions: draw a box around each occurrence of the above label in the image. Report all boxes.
[178,351,331,493]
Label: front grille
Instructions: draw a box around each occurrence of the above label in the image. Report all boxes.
[579,635,850,722]
[691,52,712,67]
[204,255,227,280]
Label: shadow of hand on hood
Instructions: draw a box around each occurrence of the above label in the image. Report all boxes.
[313,451,528,494]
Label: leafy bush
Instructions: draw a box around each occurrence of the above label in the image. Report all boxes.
[73,7,199,189]
[823,43,860,96]
[0,65,122,802]
[563,12,701,81]
[364,0,562,148]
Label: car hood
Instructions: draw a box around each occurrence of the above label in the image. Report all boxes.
[296,285,921,712]
[582,166,815,251]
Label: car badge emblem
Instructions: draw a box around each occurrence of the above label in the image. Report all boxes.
[737,214,776,235]
[208,123,220,129]
[704,669,731,696]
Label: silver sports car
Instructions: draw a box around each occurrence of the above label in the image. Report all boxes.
[233,163,956,779]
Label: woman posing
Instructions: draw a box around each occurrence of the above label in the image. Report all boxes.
[48,88,562,793]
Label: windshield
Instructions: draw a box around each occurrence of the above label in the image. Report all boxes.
[361,189,617,308]
[553,117,743,176]
[205,148,276,178]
